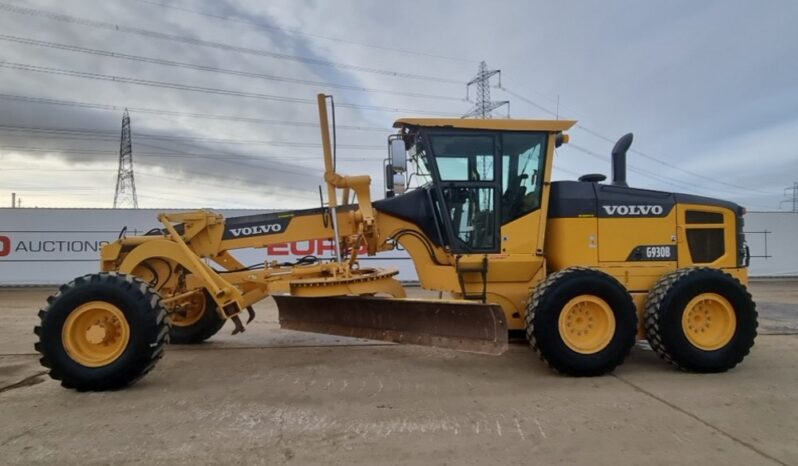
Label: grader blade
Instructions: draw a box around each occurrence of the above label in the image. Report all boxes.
[274,295,508,355]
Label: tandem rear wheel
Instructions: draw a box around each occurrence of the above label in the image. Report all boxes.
[644,267,757,372]
[526,267,638,376]
[34,273,169,391]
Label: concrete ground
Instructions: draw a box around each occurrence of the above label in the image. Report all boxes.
[1,280,796,465]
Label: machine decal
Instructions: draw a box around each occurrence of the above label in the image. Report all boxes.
[626,245,677,261]
[229,222,285,237]
[223,216,292,239]
[601,204,668,217]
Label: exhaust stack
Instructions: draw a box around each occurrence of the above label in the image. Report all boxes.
[611,133,634,187]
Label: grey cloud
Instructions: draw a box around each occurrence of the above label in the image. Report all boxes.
[0,0,795,211]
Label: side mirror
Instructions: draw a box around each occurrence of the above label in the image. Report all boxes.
[389,137,407,173]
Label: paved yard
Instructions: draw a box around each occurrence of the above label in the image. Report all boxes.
[1,281,796,465]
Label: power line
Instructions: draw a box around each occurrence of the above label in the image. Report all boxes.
[0,60,465,116]
[498,86,560,117]
[567,143,775,208]
[10,189,307,207]
[0,145,369,175]
[14,190,244,205]
[0,2,465,85]
[0,167,320,200]
[0,144,313,167]
[132,140,374,163]
[132,0,476,64]
[0,34,466,103]
[499,84,776,196]
[0,168,116,172]
[0,93,387,132]
[2,186,105,192]
[10,138,748,202]
[568,143,739,195]
[4,173,321,203]
[136,173,318,201]
[573,124,775,195]
[0,145,311,172]
[0,123,384,149]
[551,165,583,178]
[11,185,288,208]
[1,169,321,202]
[0,94,776,200]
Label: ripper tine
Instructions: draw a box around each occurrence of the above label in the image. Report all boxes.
[231,315,246,335]
[245,306,256,324]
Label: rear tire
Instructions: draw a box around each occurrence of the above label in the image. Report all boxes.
[644,267,757,372]
[34,273,169,391]
[167,291,225,344]
[526,267,637,376]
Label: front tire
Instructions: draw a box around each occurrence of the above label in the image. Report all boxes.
[34,273,169,391]
[526,267,637,376]
[644,267,757,372]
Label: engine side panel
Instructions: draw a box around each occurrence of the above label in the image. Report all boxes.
[546,180,744,289]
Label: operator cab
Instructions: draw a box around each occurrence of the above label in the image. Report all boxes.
[376,118,576,254]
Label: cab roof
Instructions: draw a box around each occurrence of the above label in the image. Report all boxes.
[393,118,577,132]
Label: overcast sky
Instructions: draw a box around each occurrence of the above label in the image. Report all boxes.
[0,0,796,210]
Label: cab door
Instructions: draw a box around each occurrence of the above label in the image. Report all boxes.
[424,130,554,304]
[425,131,500,254]
[493,131,551,284]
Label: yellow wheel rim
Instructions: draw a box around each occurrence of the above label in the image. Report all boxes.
[682,293,736,350]
[62,301,131,367]
[558,295,616,354]
[168,291,206,327]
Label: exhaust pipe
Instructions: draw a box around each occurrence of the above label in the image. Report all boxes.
[611,133,634,187]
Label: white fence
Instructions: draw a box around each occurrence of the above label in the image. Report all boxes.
[0,208,795,285]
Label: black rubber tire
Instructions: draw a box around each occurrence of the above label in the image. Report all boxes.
[34,272,169,391]
[526,267,638,376]
[167,291,225,344]
[644,267,757,373]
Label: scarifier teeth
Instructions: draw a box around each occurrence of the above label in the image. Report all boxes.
[231,315,246,335]
[245,306,256,324]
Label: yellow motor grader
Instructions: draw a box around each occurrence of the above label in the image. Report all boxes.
[34,94,756,390]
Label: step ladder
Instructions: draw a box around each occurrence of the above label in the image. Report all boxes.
[455,255,488,303]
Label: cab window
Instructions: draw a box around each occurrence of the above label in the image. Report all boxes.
[501,132,547,223]
[442,187,496,249]
[430,135,494,181]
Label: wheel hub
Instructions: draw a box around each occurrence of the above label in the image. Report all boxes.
[85,318,120,345]
[682,293,736,350]
[558,295,616,354]
[62,301,130,367]
[168,290,206,327]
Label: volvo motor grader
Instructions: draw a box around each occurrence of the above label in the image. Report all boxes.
[35,94,757,391]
